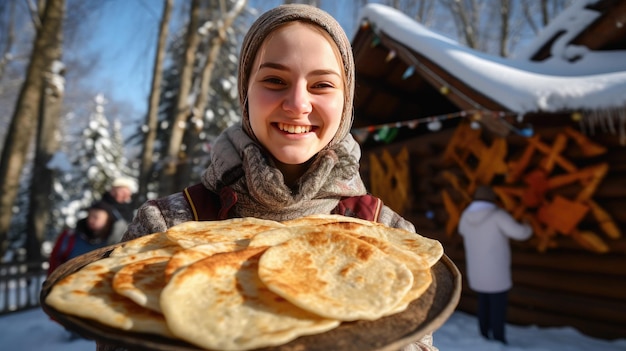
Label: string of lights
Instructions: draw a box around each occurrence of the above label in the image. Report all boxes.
[351,109,531,144]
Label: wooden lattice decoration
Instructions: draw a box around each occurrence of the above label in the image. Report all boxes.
[442,122,621,253]
[369,147,411,216]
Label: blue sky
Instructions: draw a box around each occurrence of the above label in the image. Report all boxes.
[83,1,163,119]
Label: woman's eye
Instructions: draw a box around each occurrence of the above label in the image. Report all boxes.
[315,82,333,88]
[263,77,284,85]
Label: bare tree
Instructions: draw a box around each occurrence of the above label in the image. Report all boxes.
[0,0,65,258]
[498,0,511,57]
[136,0,173,207]
[438,0,572,57]
[0,0,31,143]
[440,0,483,50]
[522,0,572,35]
[26,60,64,261]
[0,0,17,80]
[176,0,247,185]
[381,0,437,25]
[413,0,437,26]
[159,0,202,196]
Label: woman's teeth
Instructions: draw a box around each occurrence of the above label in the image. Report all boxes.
[278,123,311,134]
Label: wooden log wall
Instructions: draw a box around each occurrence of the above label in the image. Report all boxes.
[359,121,626,340]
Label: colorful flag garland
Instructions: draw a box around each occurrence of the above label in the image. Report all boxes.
[351,110,532,144]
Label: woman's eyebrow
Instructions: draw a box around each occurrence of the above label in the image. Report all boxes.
[259,62,288,71]
[309,69,341,77]
[258,62,340,77]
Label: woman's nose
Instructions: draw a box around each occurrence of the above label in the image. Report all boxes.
[282,82,312,115]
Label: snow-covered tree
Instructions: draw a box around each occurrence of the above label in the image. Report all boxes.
[51,94,130,232]
[74,94,123,194]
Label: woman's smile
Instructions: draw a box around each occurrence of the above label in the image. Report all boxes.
[275,122,315,134]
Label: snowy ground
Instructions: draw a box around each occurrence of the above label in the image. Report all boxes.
[1,307,625,350]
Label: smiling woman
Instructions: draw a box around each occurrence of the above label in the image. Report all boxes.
[95,4,440,351]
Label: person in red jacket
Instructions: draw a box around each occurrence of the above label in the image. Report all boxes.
[48,201,123,275]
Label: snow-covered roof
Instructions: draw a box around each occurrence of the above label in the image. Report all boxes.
[358,2,626,114]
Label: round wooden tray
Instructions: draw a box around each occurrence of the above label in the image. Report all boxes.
[41,244,461,351]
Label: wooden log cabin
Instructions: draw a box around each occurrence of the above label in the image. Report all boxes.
[351,1,626,340]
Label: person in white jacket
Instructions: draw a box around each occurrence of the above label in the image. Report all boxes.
[458,185,532,345]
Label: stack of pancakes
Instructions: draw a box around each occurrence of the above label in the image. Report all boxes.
[45,214,443,351]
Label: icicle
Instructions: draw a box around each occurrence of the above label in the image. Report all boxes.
[579,112,587,135]
[587,110,596,136]
[606,109,617,135]
[596,110,608,134]
[618,107,626,146]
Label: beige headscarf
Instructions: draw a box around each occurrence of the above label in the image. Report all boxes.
[238,4,355,149]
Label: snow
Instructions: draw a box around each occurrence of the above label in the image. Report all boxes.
[1,307,625,350]
[47,60,66,94]
[358,3,626,113]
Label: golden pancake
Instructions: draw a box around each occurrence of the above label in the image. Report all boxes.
[342,232,432,315]
[160,246,340,351]
[109,231,180,257]
[45,252,175,337]
[164,218,284,248]
[281,214,378,227]
[251,220,435,315]
[112,256,171,313]
[163,241,247,282]
[317,221,443,267]
[258,228,413,321]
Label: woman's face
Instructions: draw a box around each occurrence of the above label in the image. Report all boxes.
[87,208,109,232]
[247,22,344,165]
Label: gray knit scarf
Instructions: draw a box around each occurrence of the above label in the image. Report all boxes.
[201,125,367,221]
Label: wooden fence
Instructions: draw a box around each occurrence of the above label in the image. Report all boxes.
[0,260,48,315]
